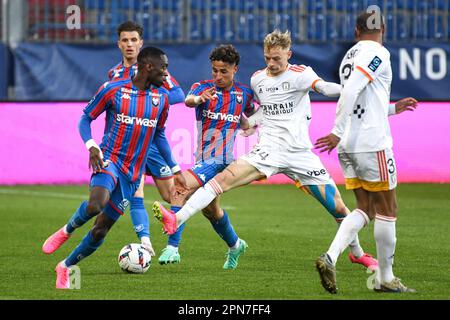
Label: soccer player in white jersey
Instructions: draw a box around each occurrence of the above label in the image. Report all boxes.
[153,29,378,270]
[314,12,418,294]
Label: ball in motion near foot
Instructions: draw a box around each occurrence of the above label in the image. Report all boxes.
[118,243,151,274]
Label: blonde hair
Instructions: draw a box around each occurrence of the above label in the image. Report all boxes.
[264,29,292,50]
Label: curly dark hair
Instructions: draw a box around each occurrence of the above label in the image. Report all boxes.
[209,44,240,66]
[117,21,144,38]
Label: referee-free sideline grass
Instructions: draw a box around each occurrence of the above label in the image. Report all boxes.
[0,184,449,300]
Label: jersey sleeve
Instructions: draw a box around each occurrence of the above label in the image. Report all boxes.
[354,48,388,82]
[296,66,322,92]
[188,82,210,96]
[250,75,261,104]
[157,93,170,129]
[83,82,114,120]
[162,71,180,90]
[244,89,256,116]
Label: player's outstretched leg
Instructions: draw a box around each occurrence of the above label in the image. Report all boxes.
[315,253,337,294]
[43,200,93,254]
[43,226,71,255]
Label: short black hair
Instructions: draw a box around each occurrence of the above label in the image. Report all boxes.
[209,44,240,66]
[356,11,385,35]
[117,21,143,38]
[137,46,166,65]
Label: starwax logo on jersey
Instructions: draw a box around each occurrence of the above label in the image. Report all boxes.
[202,109,240,123]
[116,113,157,127]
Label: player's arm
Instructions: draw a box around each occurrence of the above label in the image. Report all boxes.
[163,72,186,105]
[185,82,216,107]
[153,128,180,174]
[242,106,262,128]
[81,82,113,172]
[154,127,187,192]
[154,95,179,173]
[168,87,185,105]
[388,97,418,116]
[240,106,261,137]
[311,79,342,97]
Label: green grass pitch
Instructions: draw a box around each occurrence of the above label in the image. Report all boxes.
[0,184,449,300]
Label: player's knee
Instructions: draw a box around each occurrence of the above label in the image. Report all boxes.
[335,201,348,216]
[201,209,214,221]
[86,202,104,217]
[356,199,370,215]
[212,173,230,193]
[91,224,110,242]
[202,206,222,222]
[388,200,398,216]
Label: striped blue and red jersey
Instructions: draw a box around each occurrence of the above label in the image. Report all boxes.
[83,79,169,182]
[108,61,181,92]
[189,80,255,164]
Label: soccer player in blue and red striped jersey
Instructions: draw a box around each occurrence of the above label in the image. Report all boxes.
[42,47,175,289]
[107,21,186,257]
[153,45,256,267]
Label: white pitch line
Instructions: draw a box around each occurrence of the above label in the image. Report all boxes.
[0,188,235,210]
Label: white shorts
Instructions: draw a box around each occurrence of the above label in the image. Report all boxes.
[338,149,397,191]
[240,144,334,186]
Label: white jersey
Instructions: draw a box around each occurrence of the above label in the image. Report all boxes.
[251,64,322,151]
[337,40,393,153]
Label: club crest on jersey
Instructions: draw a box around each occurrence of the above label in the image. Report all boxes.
[236,94,243,104]
[282,82,290,91]
[368,56,382,72]
[152,96,160,106]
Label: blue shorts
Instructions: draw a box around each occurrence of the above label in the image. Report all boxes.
[145,145,173,180]
[90,162,140,222]
[188,161,228,186]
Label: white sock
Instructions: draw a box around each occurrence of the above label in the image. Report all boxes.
[176,179,223,226]
[374,214,396,284]
[327,209,369,265]
[141,236,151,246]
[230,238,240,250]
[63,224,71,235]
[167,245,178,252]
[347,232,365,258]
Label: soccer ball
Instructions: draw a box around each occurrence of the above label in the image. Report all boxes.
[118,243,151,274]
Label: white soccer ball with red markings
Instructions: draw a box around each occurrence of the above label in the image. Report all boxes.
[118,243,151,274]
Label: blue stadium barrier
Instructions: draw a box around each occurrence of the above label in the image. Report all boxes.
[12,42,450,101]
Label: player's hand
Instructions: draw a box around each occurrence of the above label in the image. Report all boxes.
[315,133,340,154]
[88,147,105,173]
[395,97,418,114]
[240,126,258,137]
[200,87,217,102]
